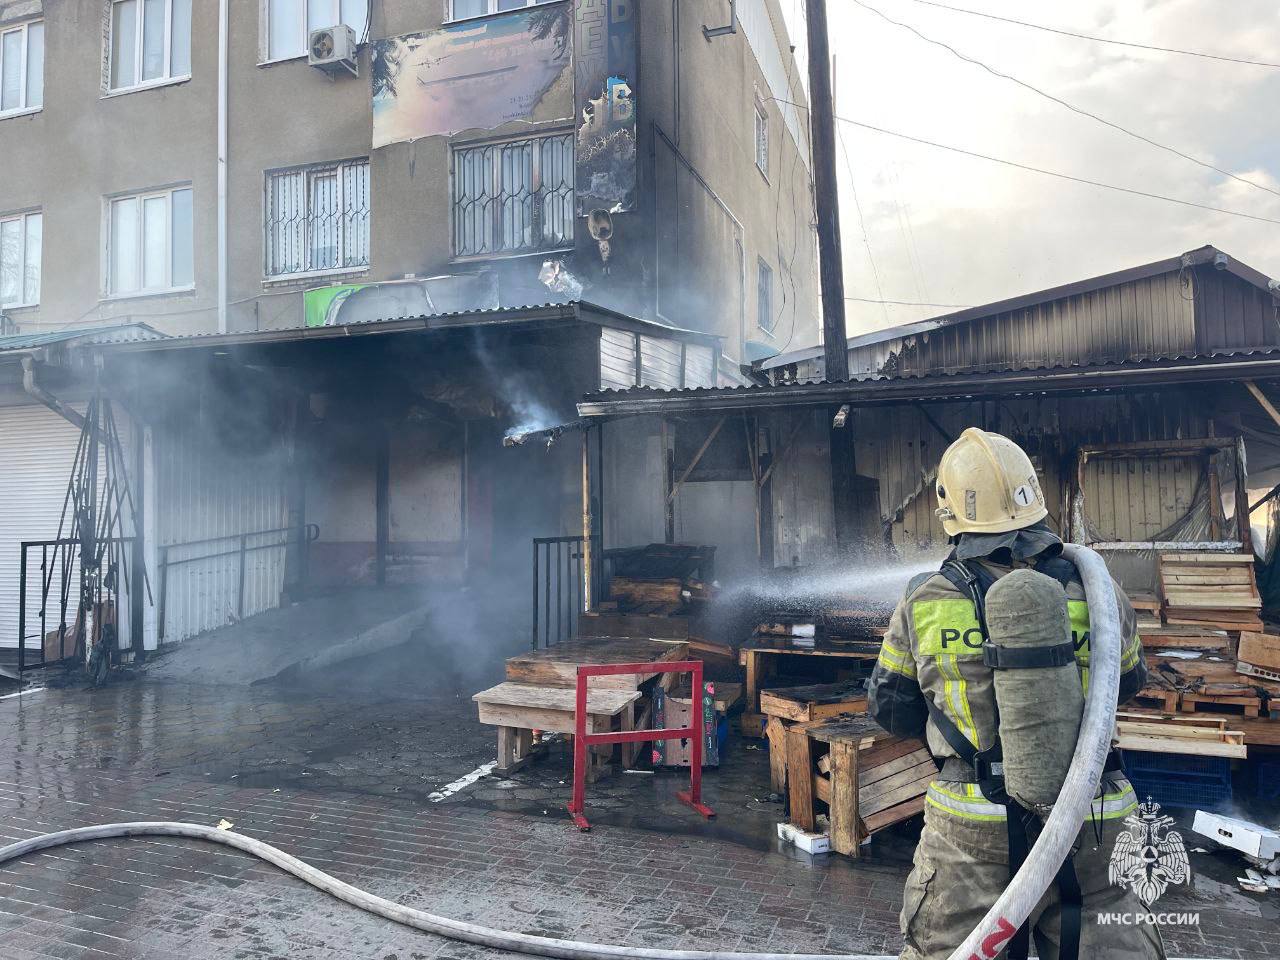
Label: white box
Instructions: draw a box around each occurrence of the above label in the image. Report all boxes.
[1193,811,1280,860]
[777,821,830,854]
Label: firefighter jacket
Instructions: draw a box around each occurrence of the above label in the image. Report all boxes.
[867,554,1148,763]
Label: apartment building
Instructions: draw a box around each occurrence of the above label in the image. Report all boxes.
[0,0,817,660]
[0,0,816,363]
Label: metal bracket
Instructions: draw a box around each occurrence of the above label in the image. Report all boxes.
[703,0,737,41]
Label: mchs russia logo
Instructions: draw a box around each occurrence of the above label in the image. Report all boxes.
[1109,797,1192,906]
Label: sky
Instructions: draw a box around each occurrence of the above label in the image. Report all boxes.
[778,0,1280,345]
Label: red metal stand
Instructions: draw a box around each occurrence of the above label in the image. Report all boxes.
[568,659,717,831]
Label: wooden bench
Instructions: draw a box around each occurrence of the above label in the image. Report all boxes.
[473,682,641,774]
[783,714,934,858]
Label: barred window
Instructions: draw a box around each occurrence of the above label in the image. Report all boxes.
[265,158,369,278]
[452,133,574,258]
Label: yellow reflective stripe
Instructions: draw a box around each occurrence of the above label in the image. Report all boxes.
[927,784,1139,823]
[936,653,979,749]
[1121,634,1142,671]
[877,650,917,679]
[881,636,909,658]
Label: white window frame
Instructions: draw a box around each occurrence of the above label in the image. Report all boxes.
[753,102,770,179]
[106,0,191,94]
[447,0,562,24]
[261,0,368,64]
[263,157,371,281]
[757,258,775,335]
[0,19,42,118]
[103,185,194,299]
[0,209,42,308]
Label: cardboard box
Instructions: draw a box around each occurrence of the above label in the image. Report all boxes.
[652,681,723,767]
[1194,811,1280,860]
[1238,633,1280,672]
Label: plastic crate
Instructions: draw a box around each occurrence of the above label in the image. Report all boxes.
[1123,751,1233,810]
[1256,759,1280,801]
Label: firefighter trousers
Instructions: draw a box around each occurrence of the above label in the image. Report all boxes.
[899,779,1166,960]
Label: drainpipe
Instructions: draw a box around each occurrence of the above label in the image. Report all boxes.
[21,356,87,430]
[217,0,229,334]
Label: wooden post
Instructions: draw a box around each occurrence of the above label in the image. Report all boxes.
[829,740,860,858]
[582,427,594,613]
[786,726,816,831]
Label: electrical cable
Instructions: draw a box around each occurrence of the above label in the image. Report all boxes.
[898,0,1280,69]
[769,97,1280,226]
[836,122,890,327]
[845,296,972,308]
[849,0,1280,201]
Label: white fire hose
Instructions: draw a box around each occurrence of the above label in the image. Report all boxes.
[0,546,1150,960]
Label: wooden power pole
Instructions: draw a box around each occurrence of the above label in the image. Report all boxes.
[805,0,859,552]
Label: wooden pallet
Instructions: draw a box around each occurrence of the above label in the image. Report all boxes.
[1133,687,1179,712]
[1183,692,1262,718]
[1159,552,1261,632]
[759,682,868,724]
[1114,711,1247,759]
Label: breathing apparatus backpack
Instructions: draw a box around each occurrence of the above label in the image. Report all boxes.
[922,553,1121,960]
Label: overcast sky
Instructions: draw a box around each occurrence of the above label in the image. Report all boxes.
[778,0,1280,345]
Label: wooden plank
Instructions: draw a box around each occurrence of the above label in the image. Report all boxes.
[578,611,690,640]
[828,741,860,858]
[1113,733,1246,758]
[862,795,926,834]
[504,638,688,689]
[474,682,641,715]
[786,725,816,831]
[858,738,924,769]
[1161,553,1254,564]
[858,772,936,818]
[765,717,789,793]
[859,748,935,789]
[858,758,939,806]
[1162,593,1260,609]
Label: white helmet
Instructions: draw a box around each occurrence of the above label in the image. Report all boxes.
[935,428,1047,537]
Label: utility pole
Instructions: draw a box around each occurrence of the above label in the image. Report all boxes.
[805,0,860,553]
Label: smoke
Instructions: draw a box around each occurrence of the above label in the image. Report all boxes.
[468,328,570,439]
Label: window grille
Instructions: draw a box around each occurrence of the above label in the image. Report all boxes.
[452,133,574,258]
[265,158,370,278]
[757,259,774,333]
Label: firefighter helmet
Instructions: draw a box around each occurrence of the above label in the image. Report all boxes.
[935,428,1047,536]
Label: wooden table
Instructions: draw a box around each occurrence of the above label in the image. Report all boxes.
[783,714,933,858]
[476,637,691,774]
[739,637,880,737]
[473,682,642,772]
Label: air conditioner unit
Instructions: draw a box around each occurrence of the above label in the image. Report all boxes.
[309,24,358,77]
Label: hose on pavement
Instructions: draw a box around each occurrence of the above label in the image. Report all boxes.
[0,546,1123,960]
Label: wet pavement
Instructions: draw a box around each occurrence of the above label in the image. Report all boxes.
[0,600,1277,959]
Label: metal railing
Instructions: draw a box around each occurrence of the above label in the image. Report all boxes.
[532,535,607,650]
[16,537,136,675]
[157,523,319,642]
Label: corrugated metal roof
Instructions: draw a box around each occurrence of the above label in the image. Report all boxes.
[578,348,1280,416]
[761,245,1279,371]
[93,300,720,353]
[0,322,166,353]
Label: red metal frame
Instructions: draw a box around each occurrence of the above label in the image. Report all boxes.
[568,660,716,831]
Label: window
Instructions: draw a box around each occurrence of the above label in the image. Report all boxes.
[107,187,193,297]
[452,133,574,258]
[450,0,560,21]
[0,211,41,307]
[265,158,370,278]
[0,19,43,116]
[266,0,369,61]
[753,103,769,177]
[757,259,774,333]
[109,0,191,91]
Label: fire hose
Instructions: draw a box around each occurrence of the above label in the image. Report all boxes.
[0,545,1123,960]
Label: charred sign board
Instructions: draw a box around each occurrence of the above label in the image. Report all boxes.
[574,0,637,215]
[372,7,573,148]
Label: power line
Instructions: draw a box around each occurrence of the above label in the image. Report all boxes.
[846,296,973,308]
[850,0,1280,201]
[900,0,1280,69]
[769,96,1280,225]
[836,122,890,327]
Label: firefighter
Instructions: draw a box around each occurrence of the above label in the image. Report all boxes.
[867,428,1165,960]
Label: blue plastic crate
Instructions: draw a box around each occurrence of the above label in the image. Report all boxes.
[1123,751,1233,810]
[1256,759,1280,801]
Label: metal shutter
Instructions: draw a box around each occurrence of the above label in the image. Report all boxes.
[0,405,89,650]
